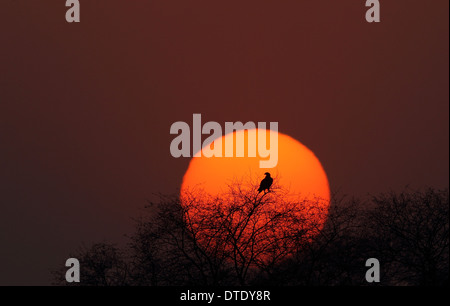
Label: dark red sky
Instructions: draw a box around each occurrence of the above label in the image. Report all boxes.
[0,1,448,285]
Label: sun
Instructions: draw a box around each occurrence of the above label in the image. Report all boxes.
[182,129,330,203]
[180,129,330,262]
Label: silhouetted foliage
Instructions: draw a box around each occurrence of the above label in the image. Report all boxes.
[365,188,449,285]
[53,186,449,286]
[53,243,129,286]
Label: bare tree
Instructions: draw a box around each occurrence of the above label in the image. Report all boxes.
[365,188,449,285]
[54,186,449,286]
[262,195,368,285]
[129,181,329,285]
[52,242,129,286]
[130,192,236,285]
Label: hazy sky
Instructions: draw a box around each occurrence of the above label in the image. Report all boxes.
[0,0,448,285]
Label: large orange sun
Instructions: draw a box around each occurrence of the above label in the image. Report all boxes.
[180,129,330,263]
[182,129,330,202]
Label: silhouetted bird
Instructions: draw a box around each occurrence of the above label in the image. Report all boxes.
[258,172,273,194]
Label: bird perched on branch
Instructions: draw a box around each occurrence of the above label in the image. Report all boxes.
[258,172,273,194]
